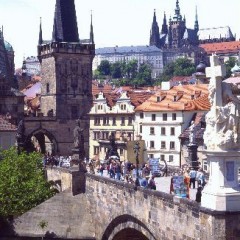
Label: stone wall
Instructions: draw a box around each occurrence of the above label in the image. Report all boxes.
[3,168,240,239]
[85,174,240,240]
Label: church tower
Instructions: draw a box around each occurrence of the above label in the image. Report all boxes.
[168,0,186,48]
[37,0,95,155]
[149,9,161,48]
[194,6,199,32]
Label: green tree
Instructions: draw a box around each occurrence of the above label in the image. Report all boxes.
[225,57,237,78]
[125,60,138,79]
[97,60,111,76]
[157,57,196,84]
[0,148,56,218]
[172,58,195,76]
[111,62,123,79]
[136,63,152,86]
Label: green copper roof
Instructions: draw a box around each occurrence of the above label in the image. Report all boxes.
[4,40,13,52]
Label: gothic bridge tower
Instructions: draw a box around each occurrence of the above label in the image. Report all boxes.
[29,0,95,155]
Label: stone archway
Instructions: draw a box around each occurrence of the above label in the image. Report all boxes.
[101,214,157,240]
[113,228,149,240]
[25,128,58,155]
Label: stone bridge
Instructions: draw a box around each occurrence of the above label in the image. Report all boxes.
[3,167,240,240]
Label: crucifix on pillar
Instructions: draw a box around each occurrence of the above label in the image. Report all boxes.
[202,54,240,211]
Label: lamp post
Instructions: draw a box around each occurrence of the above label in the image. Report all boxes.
[133,141,140,187]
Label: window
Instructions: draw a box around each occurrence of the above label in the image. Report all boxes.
[128,117,133,125]
[140,112,144,119]
[161,141,166,149]
[170,141,175,149]
[120,149,124,155]
[121,104,126,110]
[163,113,167,121]
[149,154,154,159]
[93,132,100,140]
[98,104,103,110]
[46,83,50,93]
[160,155,165,161]
[94,146,99,155]
[151,114,156,121]
[121,117,125,125]
[157,96,160,102]
[169,155,174,162]
[170,127,175,136]
[112,117,116,125]
[94,117,101,126]
[103,117,109,125]
[172,113,177,121]
[150,141,155,149]
[71,106,78,119]
[161,127,166,135]
[150,127,155,135]
[140,125,142,133]
[203,161,208,172]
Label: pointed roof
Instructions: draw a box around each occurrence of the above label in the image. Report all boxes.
[161,12,168,35]
[194,6,199,32]
[38,17,43,45]
[52,0,79,42]
[90,11,94,44]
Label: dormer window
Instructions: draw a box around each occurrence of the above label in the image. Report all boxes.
[157,96,160,102]
[173,96,177,102]
[191,95,194,100]
[121,104,126,110]
[98,104,103,110]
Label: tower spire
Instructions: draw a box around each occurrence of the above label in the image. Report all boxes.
[38,17,43,45]
[90,10,94,44]
[161,12,168,34]
[194,6,199,32]
[149,9,161,48]
[173,0,182,21]
[52,0,79,42]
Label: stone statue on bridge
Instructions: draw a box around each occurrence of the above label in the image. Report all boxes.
[105,133,120,160]
[73,119,84,149]
[204,54,240,150]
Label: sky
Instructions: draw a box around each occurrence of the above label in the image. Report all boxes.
[0,0,239,69]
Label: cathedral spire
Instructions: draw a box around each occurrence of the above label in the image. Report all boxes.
[194,6,199,32]
[161,12,168,34]
[149,9,161,48]
[90,10,94,44]
[38,17,43,45]
[52,0,79,42]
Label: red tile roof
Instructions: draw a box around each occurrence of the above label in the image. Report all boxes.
[0,116,17,131]
[135,84,210,112]
[200,41,240,54]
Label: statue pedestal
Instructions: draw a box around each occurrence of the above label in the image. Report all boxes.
[201,150,240,211]
[187,144,198,170]
[72,148,86,172]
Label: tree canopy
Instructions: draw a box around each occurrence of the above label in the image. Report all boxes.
[0,148,56,218]
[155,57,196,85]
[225,57,237,79]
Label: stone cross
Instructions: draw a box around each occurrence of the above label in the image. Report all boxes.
[205,54,226,109]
